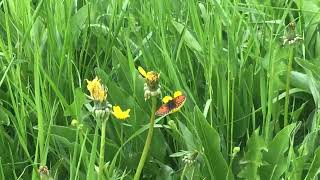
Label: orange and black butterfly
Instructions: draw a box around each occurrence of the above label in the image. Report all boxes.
[155,95,186,116]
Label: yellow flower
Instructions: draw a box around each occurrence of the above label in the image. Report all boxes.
[138,66,159,81]
[138,66,160,90]
[112,106,130,120]
[138,66,147,78]
[162,96,173,103]
[86,76,107,102]
[162,91,182,103]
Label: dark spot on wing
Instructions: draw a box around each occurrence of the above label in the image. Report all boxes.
[167,100,176,110]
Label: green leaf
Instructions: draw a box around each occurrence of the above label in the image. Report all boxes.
[112,47,133,93]
[238,128,267,180]
[172,20,202,52]
[87,128,99,180]
[156,163,174,180]
[260,123,296,180]
[178,120,197,150]
[169,150,189,158]
[64,88,87,119]
[194,107,232,179]
[290,71,310,92]
[288,146,305,180]
[305,147,320,180]
[71,4,89,40]
[0,108,9,126]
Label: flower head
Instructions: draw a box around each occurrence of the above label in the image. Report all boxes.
[86,76,107,102]
[38,165,49,178]
[71,119,79,127]
[281,21,303,45]
[182,150,199,165]
[138,66,160,82]
[112,106,130,120]
[138,66,160,90]
[139,66,161,100]
[232,146,240,157]
[94,107,111,120]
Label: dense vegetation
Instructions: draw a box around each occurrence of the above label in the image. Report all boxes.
[1,0,320,179]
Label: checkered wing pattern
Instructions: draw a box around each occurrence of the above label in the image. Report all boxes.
[155,95,186,116]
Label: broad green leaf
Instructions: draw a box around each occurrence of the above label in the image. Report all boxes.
[260,123,296,180]
[172,20,202,52]
[305,147,320,180]
[64,88,87,119]
[238,128,267,180]
[156,163,174,180]
[194,107,232,179]
[178,120,197,150]
[288,147,305,180]
[112,47,133,93]
[296,59,320,78]
[290,71,310,92]
[71,4,89,40]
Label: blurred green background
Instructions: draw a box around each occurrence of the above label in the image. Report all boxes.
[1,0,320,179]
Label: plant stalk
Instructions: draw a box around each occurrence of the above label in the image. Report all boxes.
[99,119,107,180]
[180,164,187,180]
[134,97,157,180]
[226,156,235,180]
[284,47,294,127]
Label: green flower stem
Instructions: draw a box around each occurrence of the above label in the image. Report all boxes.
[180,164,187,180]
[226,156,235,180]
[99,119,107,180]
[134,97,157,180]
[284,47,294,127]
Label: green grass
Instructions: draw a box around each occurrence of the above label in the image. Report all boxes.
[1,0,320,179]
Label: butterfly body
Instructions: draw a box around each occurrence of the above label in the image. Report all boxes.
[155,95,186,116]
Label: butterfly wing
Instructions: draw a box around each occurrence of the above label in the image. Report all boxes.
[172,95,186,110]
[155,95,186,116]
[155,104,171,116]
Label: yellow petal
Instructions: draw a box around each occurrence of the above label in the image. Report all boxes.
[173,91,182,98]
[162,96,173,103]
[138,66,147,78]
[146,71,160,82]
[112,106,130,120]
[86,76,107,102]
[113,106,120,112]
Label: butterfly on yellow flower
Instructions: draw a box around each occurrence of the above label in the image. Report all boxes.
[155,91,186,116]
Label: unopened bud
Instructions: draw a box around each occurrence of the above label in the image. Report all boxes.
[168,120,177,130]
[71,119,79,127]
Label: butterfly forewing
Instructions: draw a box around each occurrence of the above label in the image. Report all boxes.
[173,95,186,109]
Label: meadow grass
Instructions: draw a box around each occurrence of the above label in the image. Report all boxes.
[1,0,320,179]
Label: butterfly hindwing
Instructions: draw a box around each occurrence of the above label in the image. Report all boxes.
[155,104,171,116]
